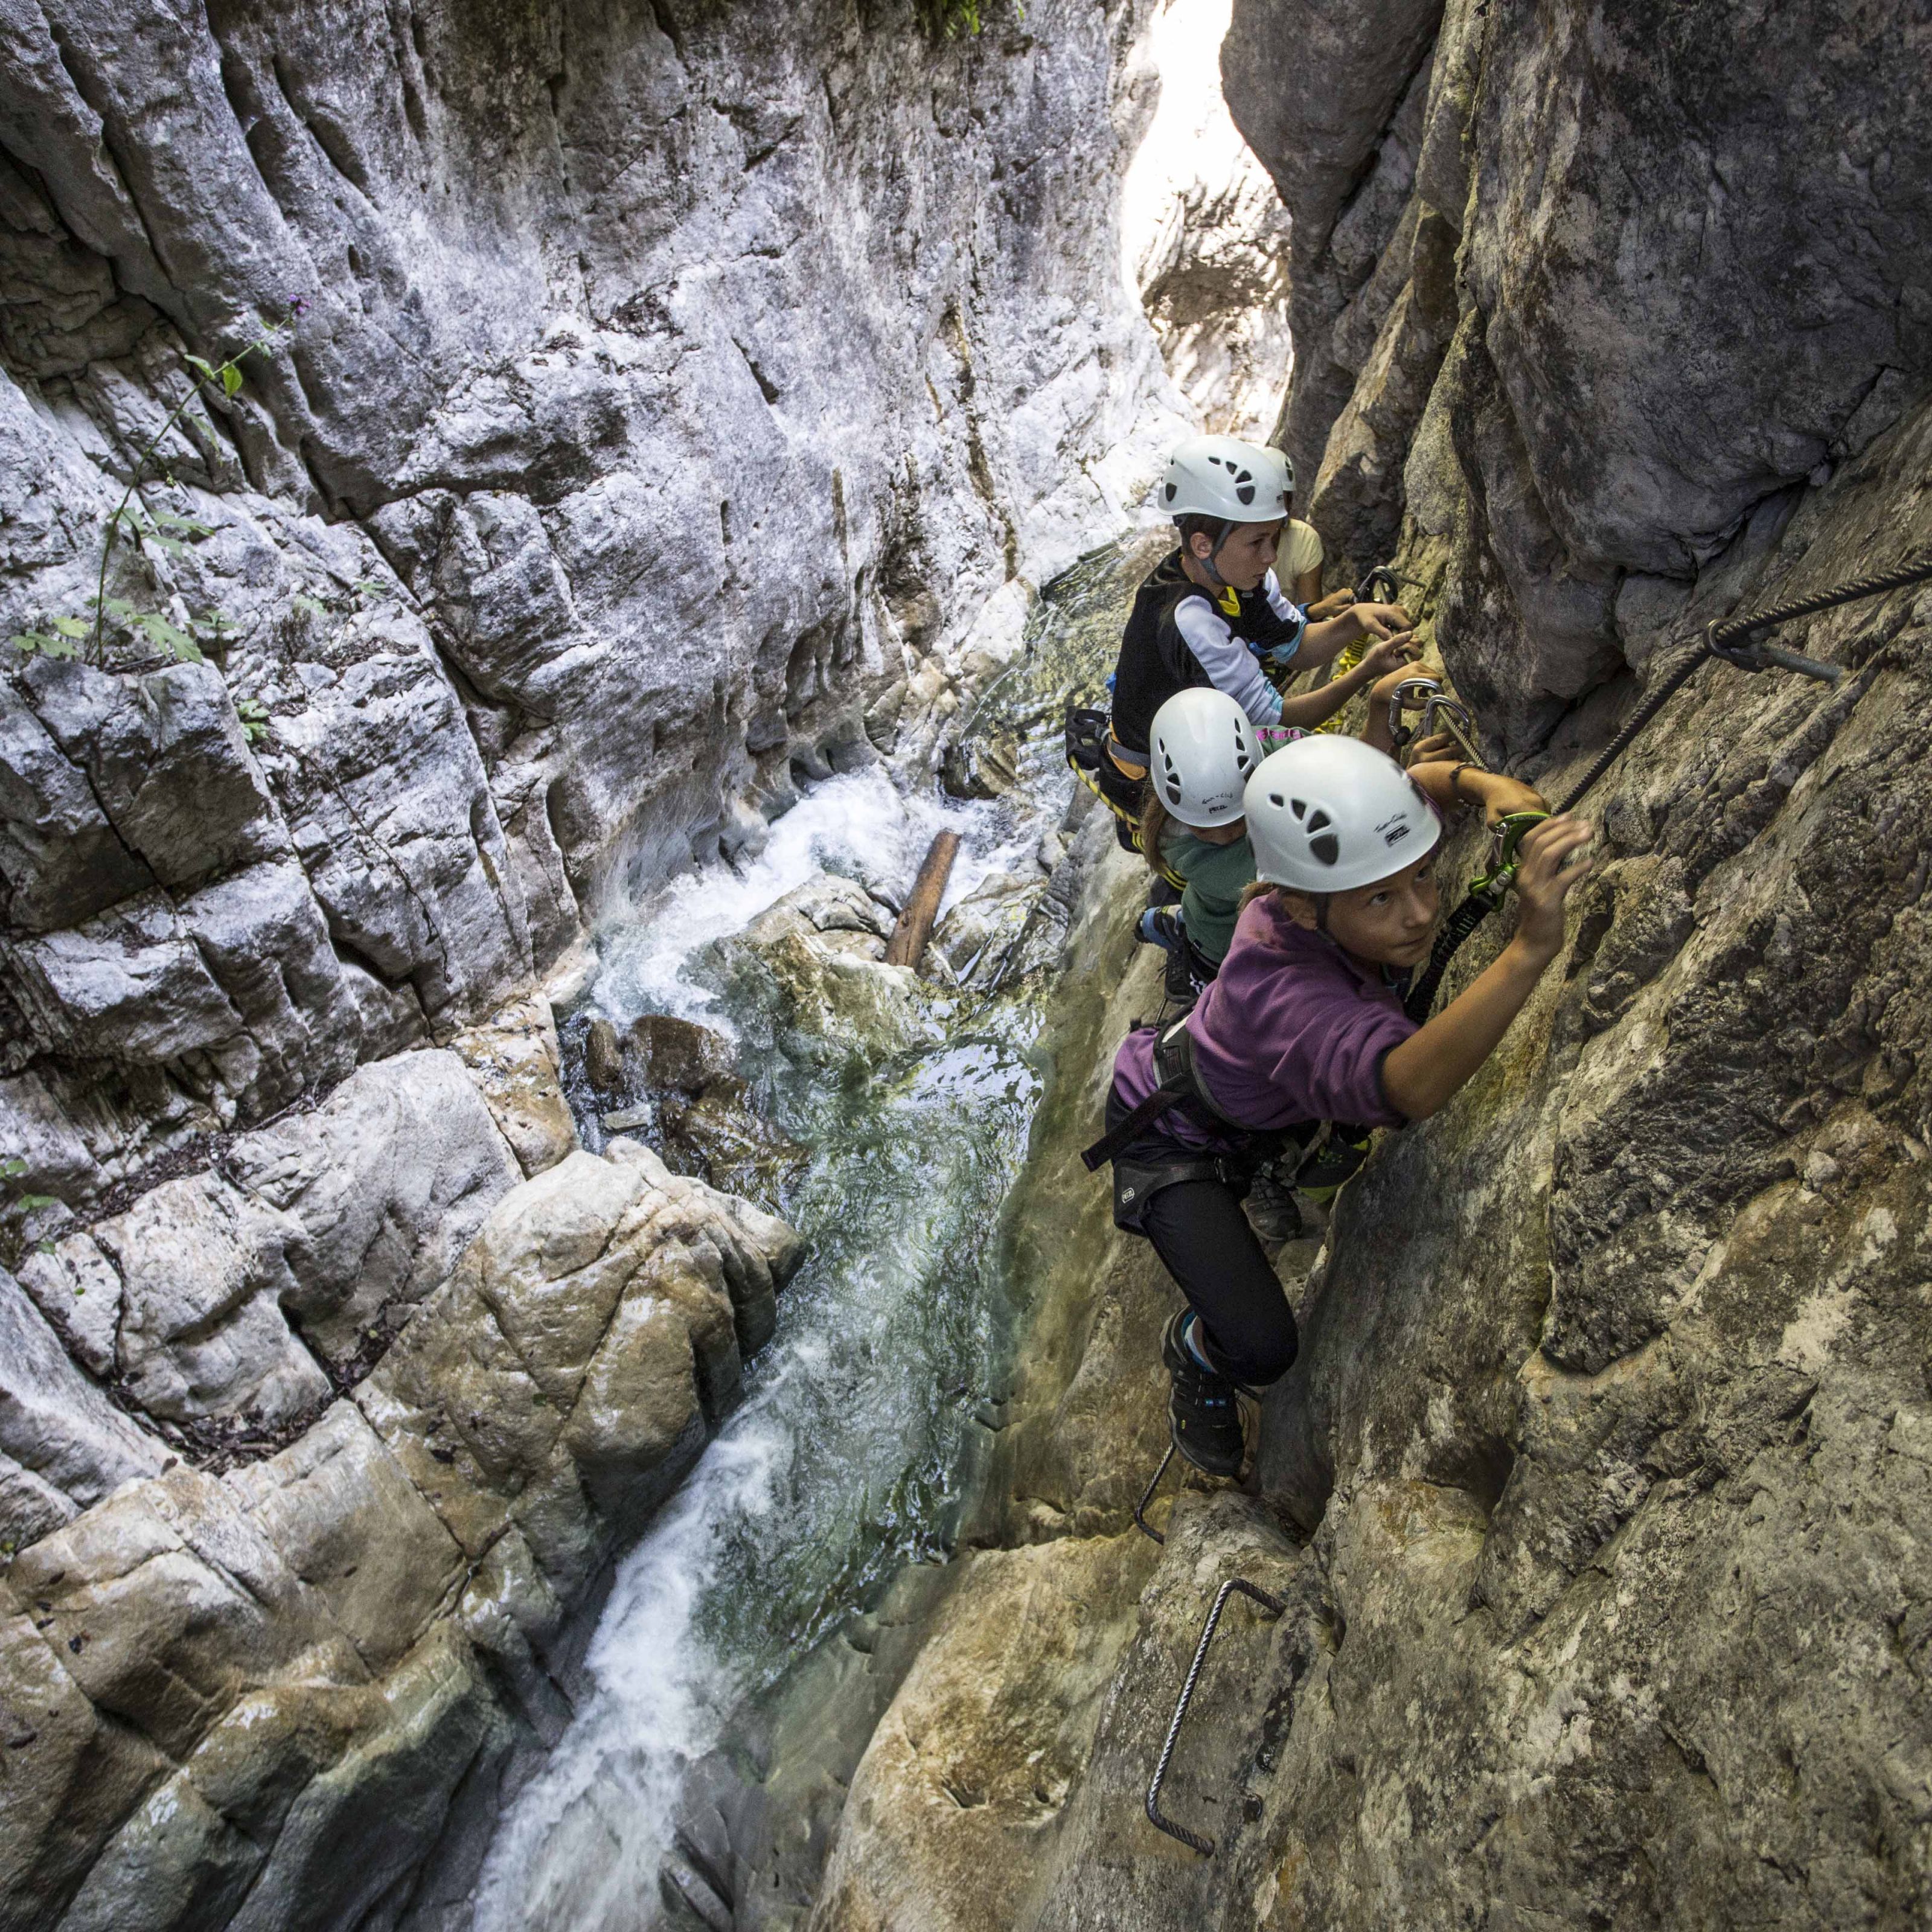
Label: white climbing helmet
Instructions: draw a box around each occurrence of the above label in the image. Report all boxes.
[1244,735,1440,892]
[1148,688,1263,829]
[1160,435,1293,524]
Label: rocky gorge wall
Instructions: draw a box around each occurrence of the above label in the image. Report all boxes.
[800,0,1932,1926]
[0,1,1188,1926]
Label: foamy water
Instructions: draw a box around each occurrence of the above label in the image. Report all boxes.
[587,769,1030,1034]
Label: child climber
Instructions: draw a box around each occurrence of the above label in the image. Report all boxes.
[1093,433,1416,836]
[1136,688,1264,995]
[1091,733,1593,1476]
[1137,668,1452,1000]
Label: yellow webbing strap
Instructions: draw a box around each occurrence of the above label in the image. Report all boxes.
[1066,758,1186,888]
[1311,641,1364,732]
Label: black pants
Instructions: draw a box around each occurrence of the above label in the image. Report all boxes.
[1105,1089,1299,1387]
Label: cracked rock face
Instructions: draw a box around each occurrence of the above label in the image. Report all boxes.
[802,3,1932,1925]
[0,0,1180,1921]
[0,0,1176,1203]
[0,1131,804,1931]
[1226,0,1932,752]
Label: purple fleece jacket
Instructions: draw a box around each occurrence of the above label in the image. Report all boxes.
[1112,893,1417,1147]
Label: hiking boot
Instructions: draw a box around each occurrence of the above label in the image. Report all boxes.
[1137,904,1184,952]
[1243,1164,1303,1245]
[1162,1311,1246,1479]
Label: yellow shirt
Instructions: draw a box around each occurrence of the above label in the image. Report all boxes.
[1281,519,1323,585]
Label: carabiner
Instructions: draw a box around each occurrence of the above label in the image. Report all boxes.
[1385,674,1441,750]
[1420,689,1483,766]
[1470,810,1549,897]
[1387,676,1484,767]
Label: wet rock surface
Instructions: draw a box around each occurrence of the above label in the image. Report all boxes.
[0,1129,802,1932]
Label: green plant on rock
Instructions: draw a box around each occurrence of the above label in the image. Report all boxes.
[0,1156,59,1258]
[235,696,271,744]
[919,0,1017,39]
[7,317,291,671]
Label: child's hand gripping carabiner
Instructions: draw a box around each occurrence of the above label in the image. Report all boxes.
[1471,810,1550,900]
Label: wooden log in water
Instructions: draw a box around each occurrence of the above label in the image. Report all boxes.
[884,830,962,970]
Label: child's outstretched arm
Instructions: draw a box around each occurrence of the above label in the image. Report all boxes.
[1407,758,1549,824]
[1381,815,1595,1119]
[1277,634,1423,729]
[1299,599,1413,670]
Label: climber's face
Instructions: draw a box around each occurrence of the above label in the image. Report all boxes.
[1284,853,1441,969]
[1189,518,1284,592]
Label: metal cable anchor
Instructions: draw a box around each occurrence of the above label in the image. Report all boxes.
[1704,618,1843,683]
[1145,1576,1287,1855]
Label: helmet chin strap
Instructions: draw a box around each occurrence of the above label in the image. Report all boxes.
[1201,519,1239,591]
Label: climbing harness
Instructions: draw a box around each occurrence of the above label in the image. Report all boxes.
[1386,674,1482,766]
[1145,1576,1287,1855]
[1063,703,1186,883]
[1401,555,1932,1022]
[1081,1015,1247,1173]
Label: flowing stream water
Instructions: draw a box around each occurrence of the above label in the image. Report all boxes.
[472,536,1161,1930]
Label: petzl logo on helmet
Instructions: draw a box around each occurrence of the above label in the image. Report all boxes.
[1375,812,1412,848]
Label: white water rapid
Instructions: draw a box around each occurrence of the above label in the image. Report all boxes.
[472,763,1055,1930]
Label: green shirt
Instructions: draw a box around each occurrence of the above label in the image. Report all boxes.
[1160,823,1256,964]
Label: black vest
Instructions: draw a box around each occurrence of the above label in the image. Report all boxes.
[1107,550,1302,755]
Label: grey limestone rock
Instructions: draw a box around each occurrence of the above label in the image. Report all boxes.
[92,1172,327,1428]
[0,678,154,932]
[0,0,1176,1208]
[19,656,286,891]
[225,1048,523,1369]
[0,1264,164,1550]
[0,0,1182,1919]
[1228,0,1932,753]
[0,1140,804,1931]
[5,892,246,1067]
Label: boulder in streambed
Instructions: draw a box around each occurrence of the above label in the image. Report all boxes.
[932,868,1042,990]
[0,1140,804,1930]
[654,1084,808,1217]
[627,1013,738,1095]
[707,872,947,1055]
[626,1014,806,1208]
[592,1013,808,1212]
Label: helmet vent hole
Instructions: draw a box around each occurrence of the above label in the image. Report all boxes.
[1165,781,1182,804]
[1310,833,1340,867]
[1289,798,1306,820]
[1305,808,1331,833]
